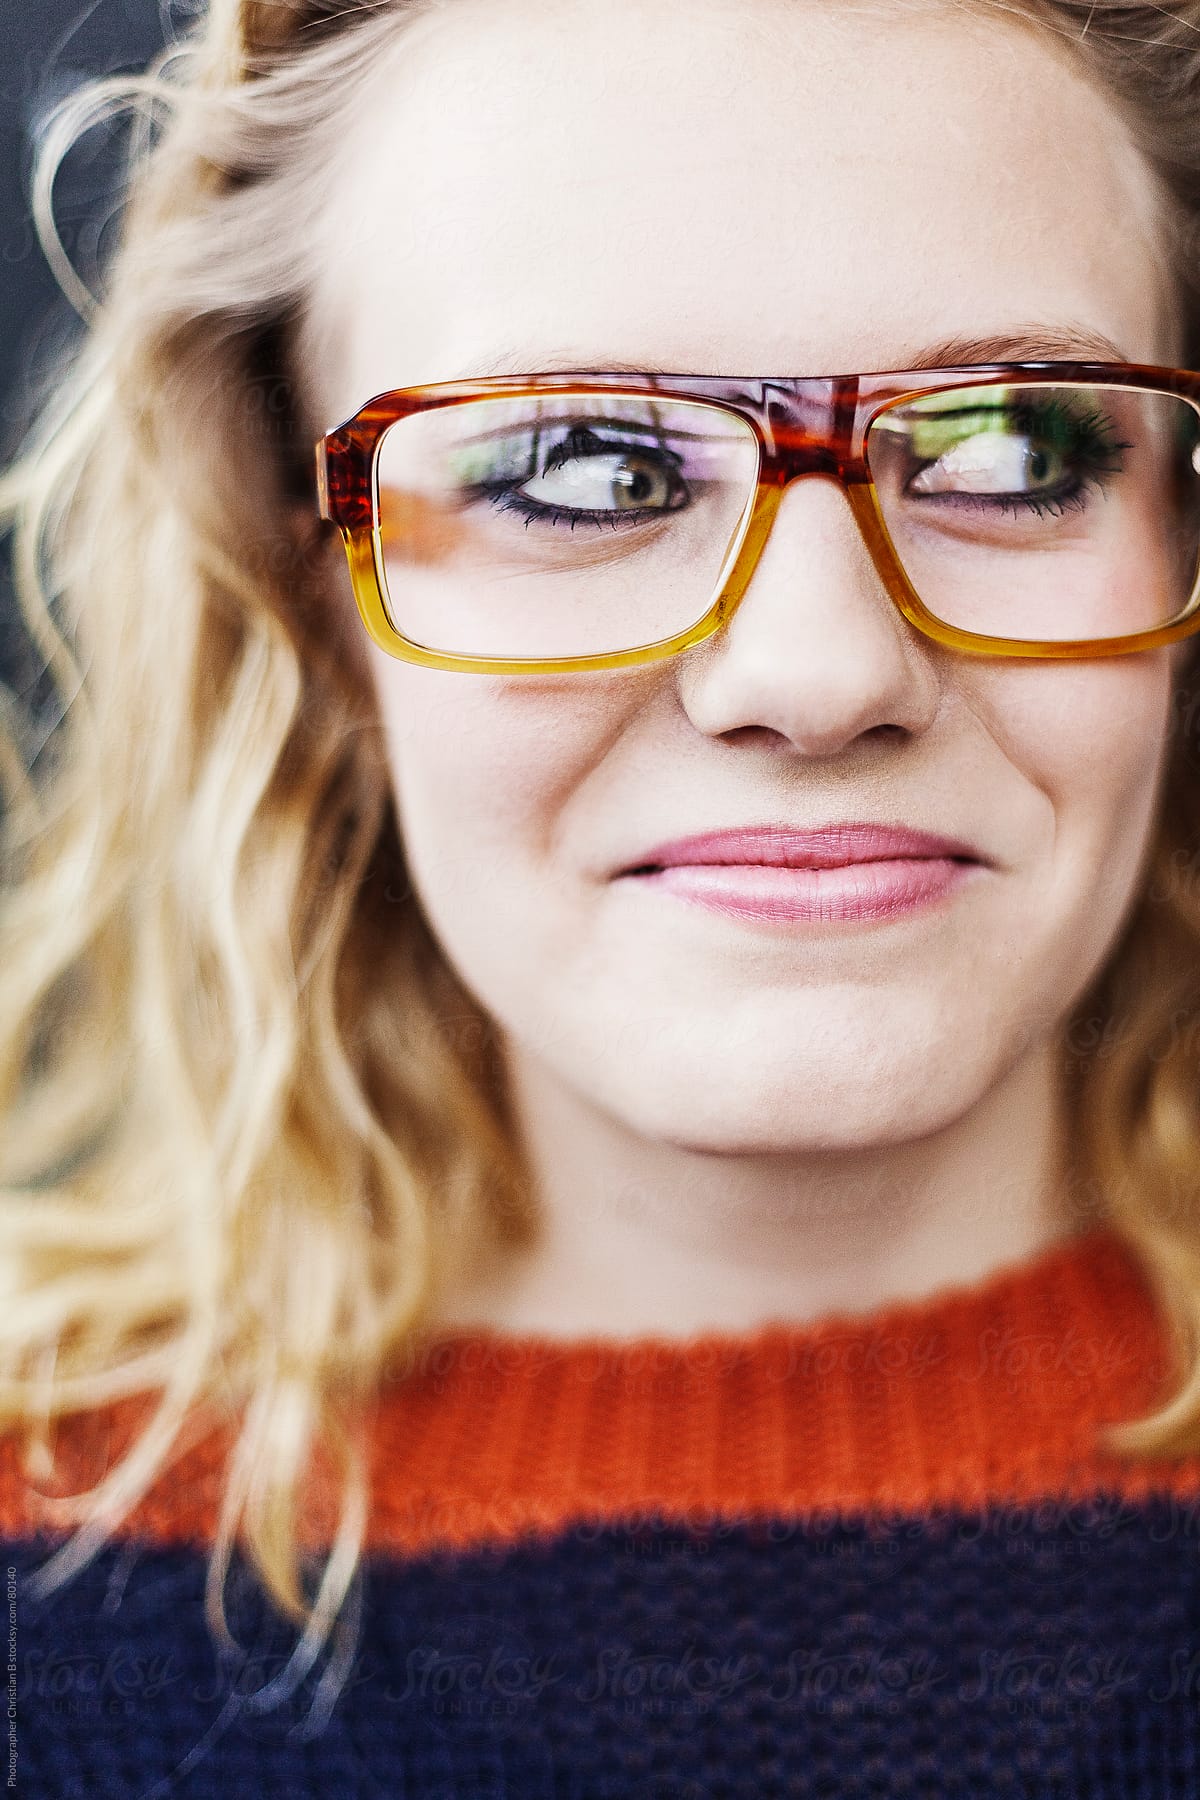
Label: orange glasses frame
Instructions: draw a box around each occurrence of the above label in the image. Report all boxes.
[314,360,1200,674]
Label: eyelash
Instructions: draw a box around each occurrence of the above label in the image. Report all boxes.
[482,488,668,531]
[470,397,1134,529]
[901,397,1133,520]
[470,423,689,530]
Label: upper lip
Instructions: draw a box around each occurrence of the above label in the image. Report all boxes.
[617,821,987,873]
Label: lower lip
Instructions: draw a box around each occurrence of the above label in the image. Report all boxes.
[619,857,980,923]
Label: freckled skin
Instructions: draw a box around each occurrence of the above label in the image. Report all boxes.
[302,0,1191,1330]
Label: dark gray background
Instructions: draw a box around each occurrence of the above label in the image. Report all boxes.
[0,3,170,701]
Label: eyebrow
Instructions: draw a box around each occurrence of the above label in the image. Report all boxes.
[458,325,1132,379]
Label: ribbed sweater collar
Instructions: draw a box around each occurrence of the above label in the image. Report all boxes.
[5,1220,1198,1557]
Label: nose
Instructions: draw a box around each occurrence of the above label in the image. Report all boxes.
[675,471,942,756]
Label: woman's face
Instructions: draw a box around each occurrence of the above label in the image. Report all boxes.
[304,0,1185,1152]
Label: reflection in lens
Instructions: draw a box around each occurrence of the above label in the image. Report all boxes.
[866,384,1200,641]
[375,394,760,658]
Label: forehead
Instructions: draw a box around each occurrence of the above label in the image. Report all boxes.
[304,0,1175,426]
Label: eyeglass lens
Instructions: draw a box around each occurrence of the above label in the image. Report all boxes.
[372,383,1200,659]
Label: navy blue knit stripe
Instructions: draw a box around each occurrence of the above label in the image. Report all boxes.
[9,1493,1200,1798]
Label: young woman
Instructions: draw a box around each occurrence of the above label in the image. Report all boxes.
[4,0,1200,1792]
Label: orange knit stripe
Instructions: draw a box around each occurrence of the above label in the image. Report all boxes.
[4,1222,1200,1558]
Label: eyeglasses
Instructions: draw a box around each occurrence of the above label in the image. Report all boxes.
[314,361,1200,673]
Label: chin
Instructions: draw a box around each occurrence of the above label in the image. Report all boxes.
[592,1057,976,1154]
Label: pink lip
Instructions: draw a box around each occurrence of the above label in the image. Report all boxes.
[615,821,988,925]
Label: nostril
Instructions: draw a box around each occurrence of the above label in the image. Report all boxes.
[717,724,797,752]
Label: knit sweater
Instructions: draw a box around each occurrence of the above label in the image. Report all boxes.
[6,1219,1200,1798]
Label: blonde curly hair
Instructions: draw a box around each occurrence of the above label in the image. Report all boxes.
[3,0,1200,1715]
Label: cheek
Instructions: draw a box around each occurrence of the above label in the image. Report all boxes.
[989,653,1174,915]
[365,659,614,927]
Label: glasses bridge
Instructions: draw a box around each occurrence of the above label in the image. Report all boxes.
[747,376,862,478]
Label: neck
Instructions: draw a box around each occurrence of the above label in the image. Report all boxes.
[431,1035,1085,1338]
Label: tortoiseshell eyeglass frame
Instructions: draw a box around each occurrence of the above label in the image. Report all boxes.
[314,361,1200,674]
